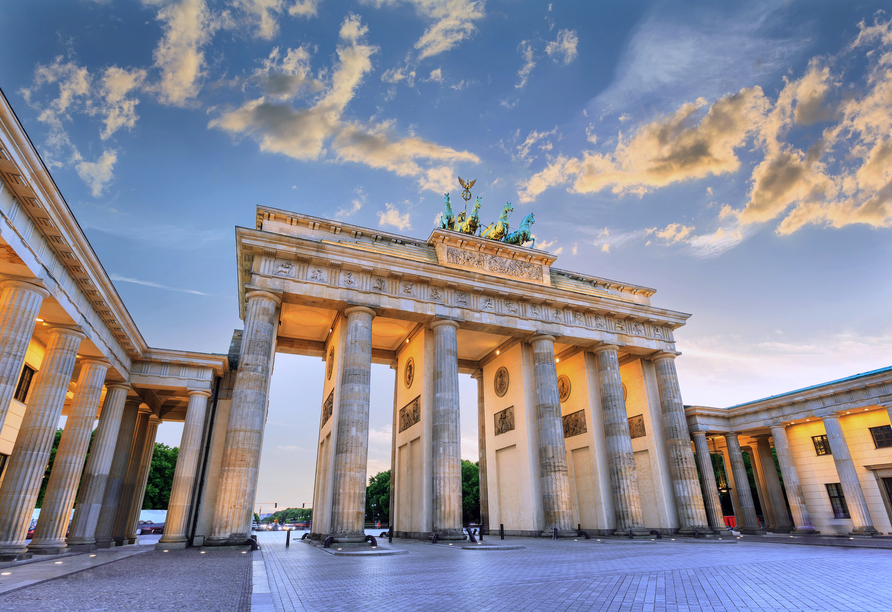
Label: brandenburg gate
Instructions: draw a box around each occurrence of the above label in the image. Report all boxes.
[201,203,711,545]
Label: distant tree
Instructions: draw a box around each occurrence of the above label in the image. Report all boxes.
[143,443,178,509]
[262,507,312,524]
[461,460,480,525]
[253,512,260,523]
[365,470,390,525]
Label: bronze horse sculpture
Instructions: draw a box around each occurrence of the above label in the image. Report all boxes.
[504,212,535,247]
[481,202,514,241]
[456,197,483,235]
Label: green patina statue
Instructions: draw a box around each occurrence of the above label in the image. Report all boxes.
[504,212,535,248]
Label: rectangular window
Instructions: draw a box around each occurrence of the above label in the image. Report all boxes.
[825,483,850,519]
[13,365,35,404]
[869,425,892,449]
[812,435,831,456]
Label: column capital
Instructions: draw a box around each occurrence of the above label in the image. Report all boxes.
[344,305,376,318]
[106,382,132,392]
[470,369,483,381]
[591,343,619,355]
[186,389,212,398]
[137,404,153,415]
[148,415,163,426]
[691,430,708,439]
[651,351,679,362]
[529,334,556,345]
[752,433,772,440]
[0,279,50,299]
[723,431,740,440]
[79,358,111,369]
[46,325,87,341]
[430,318,460,331]
[245,289,283,307]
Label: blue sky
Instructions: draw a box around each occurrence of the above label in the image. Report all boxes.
[2,0,890,509]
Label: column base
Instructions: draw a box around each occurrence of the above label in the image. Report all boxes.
[791,528,820,535]
[155,541,188,550]
[849,527,879,537]
[541,528,578,538]
[613,528,652,539]
[329,531,368,544]
[768,525,794,533]
[0,550,31,562]
[66,543,98,552]
[204,534,252,547]
[28,544,69,555]
[738,529,767,535]
[94,539,116,549]
[677,527,714,538]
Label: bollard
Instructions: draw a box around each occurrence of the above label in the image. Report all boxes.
[365,535,377,547]
[649,530,662,539]
[467,527,477,543]
[577,530,591,540]
[432,533,439,544]
[629,529,634,540]
[479,524,483,542]
[286,530,291,547]
[694,529,700,539]
[578,523,581,532]
[552,527,558,540]
[323,536,333,549]
[500,524,504,540]
[301,532,310,540]
[389,528,393,544]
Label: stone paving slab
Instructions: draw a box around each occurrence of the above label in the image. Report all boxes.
[0,546,252,611]
[254,531,892,612]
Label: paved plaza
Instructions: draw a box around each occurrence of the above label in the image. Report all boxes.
[1,533,891,611]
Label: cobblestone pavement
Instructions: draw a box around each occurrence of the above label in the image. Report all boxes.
[256,532,892,612]
[0,546,252,611]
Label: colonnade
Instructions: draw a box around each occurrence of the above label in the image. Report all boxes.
[694,415,884,536]
[0,278,213,559]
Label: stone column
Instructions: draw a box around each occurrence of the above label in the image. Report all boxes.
[112,405,152,545]
[723,433,765,534]
[389,363,397,533]
[651,353,710,535]
[768,425,816,534]
[822,415,877,535]
[29,359,110,554]
[94,399,140,547]
[207,290,281,546]
[329,306,375,543]
[754,435,792,532]
[158,390,211,549]
[430,320,463,539]
[0,280,49,433]
[743,446,772,530]
[124,414,161,543]
[592,345,648,536]
[531,335,574,537]
[67,383,131,551]
[691,432,727,533]
[719,447,742,522]
[471,370,489,533]
[0,326,85,561]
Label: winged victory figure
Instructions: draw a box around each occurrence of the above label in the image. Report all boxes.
[458,176,476,190]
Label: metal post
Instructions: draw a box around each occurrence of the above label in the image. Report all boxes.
[286,530,291,547]
[500,524,504,540]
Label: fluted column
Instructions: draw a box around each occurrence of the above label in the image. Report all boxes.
[822,415,877,535]
[94,399,140,547]
[67,383,132,551]
[651,353,710,535]
[158,390,211,548]
[0,326,85,560]
[743,446,773,530]
[593,345,648,536]
[471,370,489,532]
[207,290,281,545]
[112,405,152,545]
[430,320,463,539]
[691,432,727,533]
[329,306,375,542]
[124,414,161,542]
[768,425,816,533]
[724,433,765,534]
[29,359,110,554]
[754,435,792,532]
[531,335,574,536]
[0,280,49,433]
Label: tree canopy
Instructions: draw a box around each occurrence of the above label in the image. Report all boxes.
[143,442,178,509]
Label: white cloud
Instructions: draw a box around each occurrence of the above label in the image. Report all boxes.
[516,40,536,89]
[336,187,366,218]
[252,46,322,101]
[149,0,218,106]
[646,223,694,244]
[99,66,148,139]
[377,202,412,230]
[75,150,118,196]
[545,29,578,64]
[366,0,485,61]
[514,126,559,165]
[210,15,478,191]
[424,68,443,83]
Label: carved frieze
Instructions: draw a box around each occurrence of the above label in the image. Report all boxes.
[558,375,571,403]
[341,271,357,287]
[562,410,587,438]
[321,390,334,427]
[629,414,646,439]
[398,396,421,432]
[404,357,415,389]
[494,406,515,435]
[445,246,544,282]
[327,347,334,380]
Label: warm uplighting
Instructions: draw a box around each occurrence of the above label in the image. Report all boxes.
[406,339,409,344]
[89,554,96,557]
[1,572,10,575]
[555,358,560,363]
[54,561,63,564]
[806,419,810,421]
[163,550,169,553]
[242,551,248,554]
[200,551,206,554]
[35,318,43,322]
[496,350,500,355]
